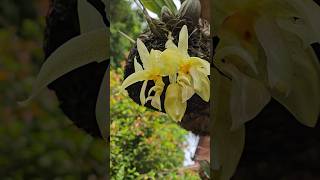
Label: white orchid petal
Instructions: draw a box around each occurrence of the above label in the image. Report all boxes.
[148,86,157,96]
[137,39,150,67]
[272,44,320,127]
[134,57,143,72]
[190,68,210,102]
[221,63,271,130]
[289,0,320,43]
[120,70,149,91]
[151,95,162,111]
[181,84,195,103]
[178,25,189,55]
[164,83,187,122]
[189,57,210,75]
[277,17,315,48]
[255,15,293,95]
[177,74,191,86]
[140,80,148,105]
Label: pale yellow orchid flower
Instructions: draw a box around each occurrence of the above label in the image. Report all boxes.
[212,0,320,127]
[122,26,210,122]
[161,25,210,101]
[121,39,168,111]
[160,25,210,122]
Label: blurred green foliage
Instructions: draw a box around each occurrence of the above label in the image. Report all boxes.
[110,69,200,179]
[0,0,106,179]
[110,0,144,67]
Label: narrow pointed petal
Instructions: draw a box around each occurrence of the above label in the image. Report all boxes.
[151,95,162,111]
[189,57,211,75]
[255,15,293,95]
[178,25,189,55]
[146,96,153,103]
[120,71,149,91]
[164,84,187,122]
[181,84,195,103]
[137,39,150,67]
[134,57,143,72]
[140,80,148,105]
[190,68,210,101]
[221,64,271,130]
[148,86,157,97]
[165,33,178,49]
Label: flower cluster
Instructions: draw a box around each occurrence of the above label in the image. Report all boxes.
[121,25,210,122]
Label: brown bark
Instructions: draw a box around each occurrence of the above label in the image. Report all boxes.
[200,0,210,21]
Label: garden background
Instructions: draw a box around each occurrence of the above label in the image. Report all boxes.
[0,0,199,179]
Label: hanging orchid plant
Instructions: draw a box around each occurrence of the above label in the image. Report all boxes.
[121,0,211,126]
[121,25,210,122]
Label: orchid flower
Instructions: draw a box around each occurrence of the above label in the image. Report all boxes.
[121,39,168,111]
[160,25,210,122]
[213,0,320,128]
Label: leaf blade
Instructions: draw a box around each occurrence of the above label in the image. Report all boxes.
[20,28,109,105]
[96,65,110,139]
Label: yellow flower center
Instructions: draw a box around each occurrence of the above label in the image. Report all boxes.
[179,61,192,74]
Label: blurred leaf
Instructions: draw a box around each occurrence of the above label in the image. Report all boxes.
[211,67,245,180]
[96,65,109,139]
[20,28,109,105]
[140,0,177,15]
[78,0,106,33]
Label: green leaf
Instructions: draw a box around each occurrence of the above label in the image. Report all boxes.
[140,0,162,15]
[20,28,109,105]
[140,0,177,15]
[199,160,210,178]
[78,0,106,33]
[163,0,177,14]
[211,67,245,180]
[96,65,109,140]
